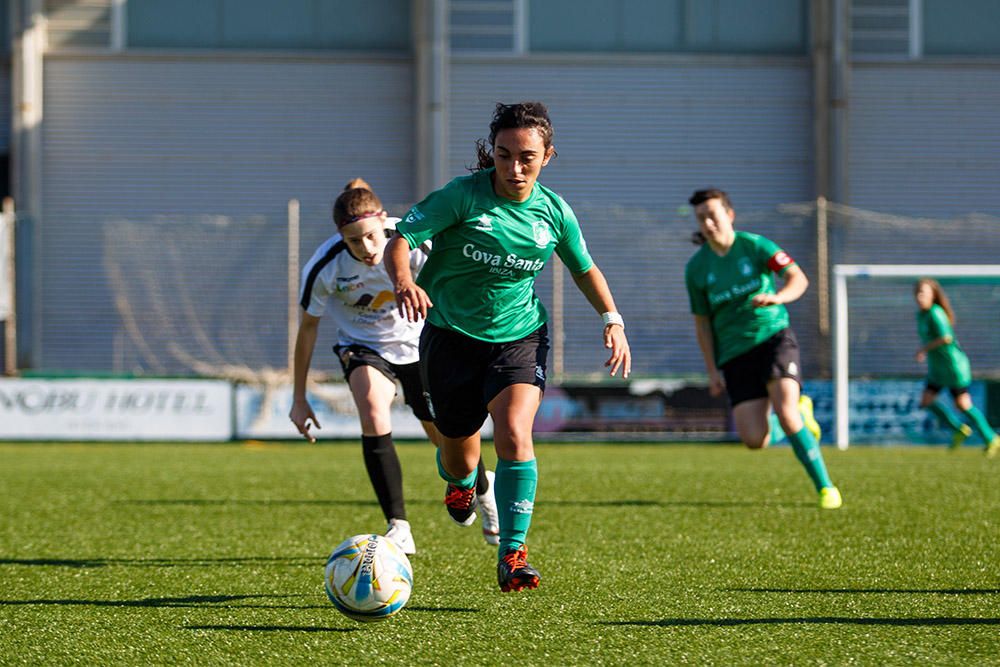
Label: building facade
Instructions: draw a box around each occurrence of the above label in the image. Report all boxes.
[4,0,1000,377]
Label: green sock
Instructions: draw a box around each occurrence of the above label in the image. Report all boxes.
[435,449,476,489]
[928,402,966,433]
[495,457,537,554]
[768,412,787,444]
[962,406,998,444]
[787,427,833,492]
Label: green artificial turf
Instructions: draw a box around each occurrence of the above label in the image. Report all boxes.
[1,442,998,665]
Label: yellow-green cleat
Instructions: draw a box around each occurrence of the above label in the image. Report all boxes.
[819,486,842,509]
[986,436,1000,459]
[799,394,821,441]
[950,424,973,450]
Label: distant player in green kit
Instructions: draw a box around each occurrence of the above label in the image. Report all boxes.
[386,102,631,592]
[685,189,841,509]
[914,278,1000,456]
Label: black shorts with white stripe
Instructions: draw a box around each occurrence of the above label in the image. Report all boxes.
[334,344,433,422]
[720,327,802,407]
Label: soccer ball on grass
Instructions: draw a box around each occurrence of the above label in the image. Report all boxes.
[324,533,413,622]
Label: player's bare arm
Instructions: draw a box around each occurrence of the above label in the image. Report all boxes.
[385,233,433,322]
[752,263,809,307]
[693,314,725,397]
[290,311,322,442]
[570,266,631,378]
[915,335,952,361]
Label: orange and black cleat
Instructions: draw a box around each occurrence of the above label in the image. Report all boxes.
[497,546,541,592]
[444,483,478,526]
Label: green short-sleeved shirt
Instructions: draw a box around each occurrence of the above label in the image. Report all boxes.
[396,169,594,343]
[685,231,793,366]
[917,304,971,388]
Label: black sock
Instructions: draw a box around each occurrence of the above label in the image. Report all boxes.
[361,433,405,521]
[475,458,488,495]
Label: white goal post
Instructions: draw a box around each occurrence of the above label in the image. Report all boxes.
[833,264,1000,449]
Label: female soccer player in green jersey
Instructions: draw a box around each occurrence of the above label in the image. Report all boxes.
[685,189,842,509]
[385,102,631,592]
[914,278,1000,456]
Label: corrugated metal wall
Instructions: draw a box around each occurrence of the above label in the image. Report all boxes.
[449,59,816,378]
[38,51,1000,378]
[41,56,413,372]
[450,59,814,210]
[20,0,1000,383]
[849,63,1000,217]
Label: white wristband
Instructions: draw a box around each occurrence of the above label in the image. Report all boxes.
[602,311,625,329]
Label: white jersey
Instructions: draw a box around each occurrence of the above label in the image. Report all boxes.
[300,219,429,365]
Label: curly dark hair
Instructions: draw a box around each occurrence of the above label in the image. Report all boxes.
[471,101,556,172]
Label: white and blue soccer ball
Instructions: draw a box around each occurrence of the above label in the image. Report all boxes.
[324,533,413,622]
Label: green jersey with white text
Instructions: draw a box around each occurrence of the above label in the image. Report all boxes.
[396,169,593,342]
[916,303,971,388]
[685,231,794,366]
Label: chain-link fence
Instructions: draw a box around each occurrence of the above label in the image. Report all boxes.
[64,200,1000,383]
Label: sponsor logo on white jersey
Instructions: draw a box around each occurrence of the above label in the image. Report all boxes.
[335,281,365,293]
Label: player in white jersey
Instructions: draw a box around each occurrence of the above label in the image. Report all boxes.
[290,179,500,554]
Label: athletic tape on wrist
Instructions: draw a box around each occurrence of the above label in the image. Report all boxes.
[602,311,625,329]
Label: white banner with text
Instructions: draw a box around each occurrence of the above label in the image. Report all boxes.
[235,383,424,440]
[234,383,494,440]
[0,378,233,440]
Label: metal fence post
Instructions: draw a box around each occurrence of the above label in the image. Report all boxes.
[2,197,16,375]
[287,199,300,374]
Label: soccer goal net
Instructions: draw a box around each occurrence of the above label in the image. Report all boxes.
[833,264,1000,449]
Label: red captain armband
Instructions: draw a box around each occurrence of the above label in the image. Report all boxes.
[767,251,794,273]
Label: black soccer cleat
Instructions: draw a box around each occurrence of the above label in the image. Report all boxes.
[497,546,541,593]
[444,483,478,526]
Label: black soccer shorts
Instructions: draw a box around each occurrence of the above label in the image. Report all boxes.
[418,322,549,438]
[334,344,433,422]
[720,327,802,406]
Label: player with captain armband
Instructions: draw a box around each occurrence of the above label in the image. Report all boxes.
[290,179,501,555]
[685,188,842,509]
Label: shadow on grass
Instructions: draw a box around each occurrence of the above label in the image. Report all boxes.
[602,617,1000,627]
[0,594,321,609]
[545,499,809,508]
[406,606,478,613]
[116,499,438,507]
[728,587,1000,595]
[117,498,808,509]
[184,624,356,633]
[0,556,316,568]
